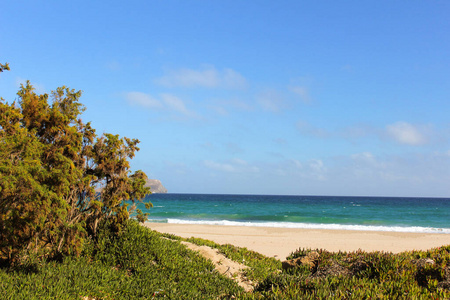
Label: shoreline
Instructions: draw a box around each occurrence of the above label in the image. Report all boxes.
[144,222,450,260]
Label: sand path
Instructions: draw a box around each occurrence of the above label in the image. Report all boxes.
[180,241,254,292]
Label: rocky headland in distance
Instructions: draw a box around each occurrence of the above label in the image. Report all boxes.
[145,179,168,194]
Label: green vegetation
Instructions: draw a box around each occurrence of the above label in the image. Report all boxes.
[245,247,450,299]
[0,62,10,73]
[1,220,450,299]
[0,75,151,265]
[0,221,242,299]
[179,235,281,283]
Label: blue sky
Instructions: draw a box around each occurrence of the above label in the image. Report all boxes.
[1,1,450,197]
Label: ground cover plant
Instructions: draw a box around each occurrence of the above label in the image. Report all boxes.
[178,234,450,299]
[1,221,450,299]
[179,235,282,284]
[245,246,450,299]
[0,221,243,299]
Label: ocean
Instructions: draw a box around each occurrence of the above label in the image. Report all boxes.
[136,194,450,234]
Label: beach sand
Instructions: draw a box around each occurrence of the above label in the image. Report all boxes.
[145,223,450,260]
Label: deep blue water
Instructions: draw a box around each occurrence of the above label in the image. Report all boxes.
[135,194,450,233]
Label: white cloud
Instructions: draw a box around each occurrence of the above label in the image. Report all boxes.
[163,161,189,175]
[340,124,374,140]
[125,91,199,118]
[210,105,229,116]
[348,152,387,179]
[278,151,450,196]
[289,86,311,103]
[204,160,236,172]
[187,150,450,196]
[159,67,218,88]
[161,94,197,117]
[156,66,247,89]
[222,68,248,89]
[225,142,244,154]
[257,89,285,112]
[385,122,427,145]
[296,120,380,141]
[329,151,450,195]
[288,76,314,104]
[276,158,327,181]
[341,64,354,72]
[105,60,121,71]
[294,120,434,146]
[296,120,330,138]
[203,159,259,173]
[292,159,302,169]
[126,91,162,108]
[273,138,287,145]
[231,158,247,165]
[209,98,254,116]
[309,159,325,173]
[350,152,378,165]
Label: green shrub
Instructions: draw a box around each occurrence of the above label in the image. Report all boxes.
[0,79,151,265]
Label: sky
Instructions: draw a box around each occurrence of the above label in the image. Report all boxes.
[1,1,450,197]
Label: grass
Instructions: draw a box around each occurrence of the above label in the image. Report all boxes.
[1,220,450,299]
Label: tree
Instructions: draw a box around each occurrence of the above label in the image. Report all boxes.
[0,79,151,264]
[0,62,10,73]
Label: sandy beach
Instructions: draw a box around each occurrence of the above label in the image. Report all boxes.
[145,222,450,260]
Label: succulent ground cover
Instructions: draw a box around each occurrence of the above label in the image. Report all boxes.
[244,246,450,299]
[0,221,242,299]
[1,221,449,299]
[170,232,450,299]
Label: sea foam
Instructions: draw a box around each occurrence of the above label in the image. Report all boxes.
[160,218,450,234]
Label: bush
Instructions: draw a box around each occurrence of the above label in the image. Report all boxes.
[0,79,151,265]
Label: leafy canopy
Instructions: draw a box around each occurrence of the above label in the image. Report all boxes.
[0,71,151,264]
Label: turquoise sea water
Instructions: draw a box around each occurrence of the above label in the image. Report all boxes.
[136,194,450,234]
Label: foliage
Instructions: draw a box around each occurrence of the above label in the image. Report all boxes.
[179,235,450,298]
[183,236,281,283]
[0,221,242,299]
[245,246,450,299]
[1,221,449,299]
[0,80,150,265]
[0,62,9,73]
